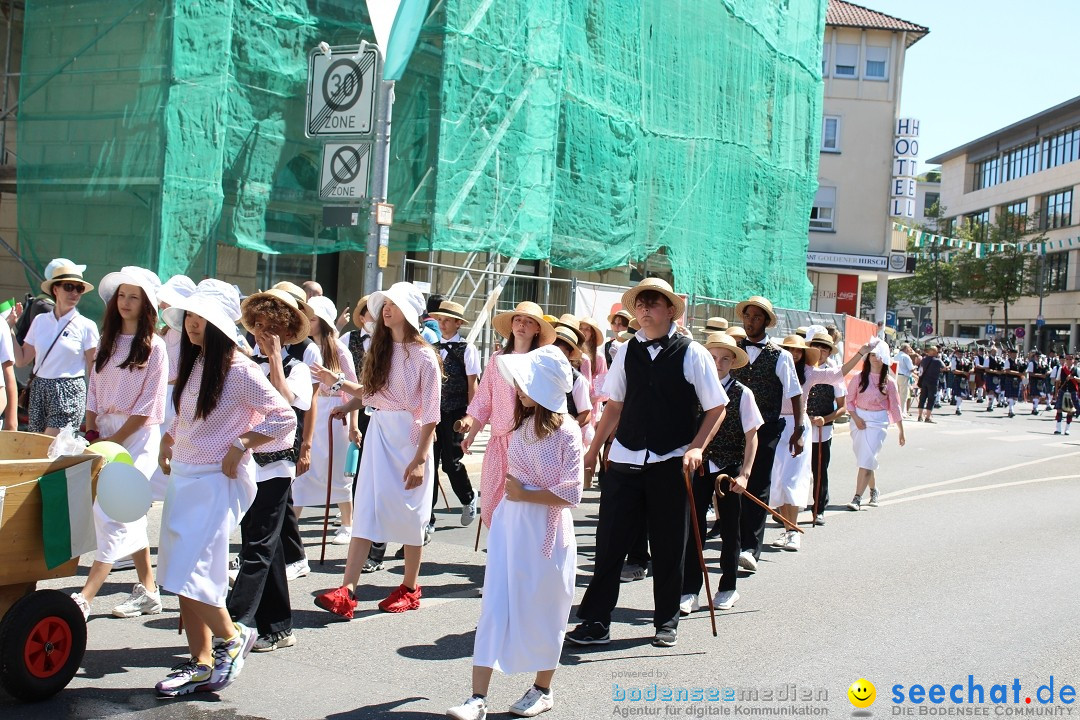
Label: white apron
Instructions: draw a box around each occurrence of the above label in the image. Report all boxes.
[769,413,813,508]
[851,409,889,471]
[473,488,576,674]
[351,409,434,546]
[92,412,159,563]
[157,459,257,607]
[291,395,351,507]
[148,393,177,501]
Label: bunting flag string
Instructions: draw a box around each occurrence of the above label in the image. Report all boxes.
[892,222,1078,259]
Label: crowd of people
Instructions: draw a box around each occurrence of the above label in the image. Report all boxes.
[7,258,1074,717]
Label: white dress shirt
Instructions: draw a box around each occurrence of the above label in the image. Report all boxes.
[253,347,313,482]
[439,333,481,375]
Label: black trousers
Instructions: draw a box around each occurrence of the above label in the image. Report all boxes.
[281,498,305,565]
[626,524,650,568]
[740,418,784,560]
[227,475,293,636]
[430,408,475,524]
[683,468,740,595]
[577,458,688,632]
[810,437,831,515]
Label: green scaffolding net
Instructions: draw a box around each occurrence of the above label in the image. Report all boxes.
[17,0,822,319]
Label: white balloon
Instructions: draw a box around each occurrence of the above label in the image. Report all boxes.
[96,462,152,523]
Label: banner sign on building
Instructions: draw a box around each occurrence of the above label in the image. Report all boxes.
[891,118,919,218]
[807,251,889,270]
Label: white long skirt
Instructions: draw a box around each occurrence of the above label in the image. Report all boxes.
[157,459,257,607]
[474,489,576,674]
[148,394,177,501]
[292,395,351,507]
[351,409,434,546]
[769,413,812,507]
[851,409,890,471]
[92,412,159,563]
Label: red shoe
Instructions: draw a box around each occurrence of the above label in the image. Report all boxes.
[314,586,356,619]
[378,584,422,613]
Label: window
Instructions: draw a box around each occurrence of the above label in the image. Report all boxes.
[821,42,829,77]
[973,155,1000,191]
[1042,127,1080,170]
[1004,200,1028,234]
[865,46,889,79]
[1045,252,1070,293]
[966,209,990,241]
[834,44,858,77]
[923,192,940,216]
[1001,142,1039,182]
[822,116,840,151]
[1043,189,1073,229]
[810,186,836,231]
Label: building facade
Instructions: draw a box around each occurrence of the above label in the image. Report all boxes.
[927,94,1080,352]
[807,0,927,317]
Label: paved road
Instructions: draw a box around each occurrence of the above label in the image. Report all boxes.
[4,400,1079,719]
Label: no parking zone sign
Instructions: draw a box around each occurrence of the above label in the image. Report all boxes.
[306,45,379,138]
[320,143,371,201]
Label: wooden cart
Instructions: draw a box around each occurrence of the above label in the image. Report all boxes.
[0,431,103,702]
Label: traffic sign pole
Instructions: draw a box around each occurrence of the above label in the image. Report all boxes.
[364,77,394,295]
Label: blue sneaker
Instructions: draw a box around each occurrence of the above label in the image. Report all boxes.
[205,623,256,691]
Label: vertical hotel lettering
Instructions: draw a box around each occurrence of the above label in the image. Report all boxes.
[891,118,919,218]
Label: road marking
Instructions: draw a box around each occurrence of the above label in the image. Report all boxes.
[881,450,1080,499]
[877,475,1078,507]
[940,428,997,435]
[987,434,1047,443]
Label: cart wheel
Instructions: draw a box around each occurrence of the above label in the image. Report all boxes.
[0,589,86,701]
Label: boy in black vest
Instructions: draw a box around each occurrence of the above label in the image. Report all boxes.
[428,301,480,528]
[568,279,726,649]
[682,332,761,615]
[804,330,846,525]
[730,296,804,573]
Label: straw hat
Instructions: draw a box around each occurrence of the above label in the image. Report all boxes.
[98,266,162,311]
[806,330,834,352]
[369,282,427,333]
[241,288,312,345]
[629,318,640,332]
[735,295,777,328]
[496,346,572,413]
[704,316,729,332]
[157,275,196,309]
[492,301,556,345]
[306,295,339,335]
[795,326,808,338]
[607,308,633,325]
[620,278,685,320]
[353,294,371,322]
[578,316,604,345]
[554,313,584,344]
[41,258,94,294]
[542,314,559,325]
[704,332,748,369]
[272,281,315,320]
[779,334,808,351]
[726,326,747,341]
[429,300,466,322]
[552,325,583,360]
[162,279,242,346]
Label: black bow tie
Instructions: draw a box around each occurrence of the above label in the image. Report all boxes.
[743,340,767,349]
[439,341,462,351]
[642,335,671,350]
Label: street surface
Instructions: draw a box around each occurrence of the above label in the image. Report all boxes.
[4,402,1079,718]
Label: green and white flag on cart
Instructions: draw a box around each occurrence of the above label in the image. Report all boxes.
[0,297,14,320]
[39,461,96,570]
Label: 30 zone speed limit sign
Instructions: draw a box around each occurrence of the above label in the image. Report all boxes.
[306,45,379,138]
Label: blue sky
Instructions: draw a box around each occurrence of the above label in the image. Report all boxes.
[863,0,1080,166]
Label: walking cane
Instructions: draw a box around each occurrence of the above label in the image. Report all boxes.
[683,468,717,638]
[474,513,483,552]
[812,424,823,528]
[718,475,805,534]
[319,417,338,565]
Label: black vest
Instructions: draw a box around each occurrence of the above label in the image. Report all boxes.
[346,331,369,378]
[614,334,697,455]
[732,340,784,423]
[806,382,837,424]
[285,337,314,365]
[251,353,305,467]
[440,341,470,413]
[705,378,746,471]
[566,368,583,416]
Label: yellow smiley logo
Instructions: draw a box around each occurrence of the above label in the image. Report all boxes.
[848,678,876,708]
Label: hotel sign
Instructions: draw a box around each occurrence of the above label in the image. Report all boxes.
[891,117,919,218]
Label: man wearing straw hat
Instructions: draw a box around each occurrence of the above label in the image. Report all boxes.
[568,278,726,649]
[605,308,633,366]
[730,296,804,573]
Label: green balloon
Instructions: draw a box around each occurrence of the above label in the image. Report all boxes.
[88,440,134,466]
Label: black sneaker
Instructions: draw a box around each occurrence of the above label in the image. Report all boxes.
[652,628,677,648]
[361,559,383,573]
[565,621,610,646]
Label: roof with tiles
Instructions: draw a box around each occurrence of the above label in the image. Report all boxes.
[827,0,929,44]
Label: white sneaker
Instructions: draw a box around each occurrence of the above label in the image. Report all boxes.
[111,557,135,571]
[112,583,162,618]
[705,507,716,522]
[332,527,352,545]
[447,695,488,720]
[619,564,648,582]
[228,555,241,585]
[783,532,801,551]
[737,551,758,572]
[771,531,790,548]
[713,589,739,610]
[509,686,554,717]
[678,593,701,616]
[285,558,310,582]
[70,592,90,621]
[461,498,477,527]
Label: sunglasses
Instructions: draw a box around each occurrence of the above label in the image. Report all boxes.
[59,282,86,294]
